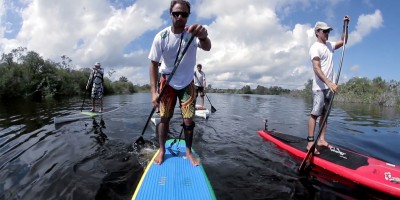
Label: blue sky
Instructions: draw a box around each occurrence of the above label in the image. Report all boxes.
[0,0,398,89]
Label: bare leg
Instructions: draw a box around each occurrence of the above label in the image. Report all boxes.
[317,117,329,147]
[154,118,169,165]
[195,91,199,106]
[201,95,205,107]
[91,99,95,111]
[307,115,317,151]
[183,118,200,166]
[99,98,103,112]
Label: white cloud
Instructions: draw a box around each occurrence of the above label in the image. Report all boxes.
[196,1,315,89]
[0,0,384,90]
[350,64,360,73]
[196,3,383,89]
[348,9,383,46]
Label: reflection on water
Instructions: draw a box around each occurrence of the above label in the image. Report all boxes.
[0,94,399,199]
[90,117,108,145]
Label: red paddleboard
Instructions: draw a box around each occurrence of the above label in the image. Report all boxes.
[258,129,400,198]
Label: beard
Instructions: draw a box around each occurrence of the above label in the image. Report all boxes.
[173,19,186,30]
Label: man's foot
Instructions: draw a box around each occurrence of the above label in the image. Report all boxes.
[195,105,205,110]
[306,141,320,155]
[186,152,200,166]
[99,109,103,113]
[317,139,333,149]
[90,108,95,112]
[154,150,165,165]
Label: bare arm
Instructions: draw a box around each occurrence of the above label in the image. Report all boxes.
[198,37,211,51]
[312,57,338,93]
[335,15,350,50]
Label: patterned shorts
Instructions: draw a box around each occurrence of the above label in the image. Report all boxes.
[159,76,196,119]
[91,84,103,99]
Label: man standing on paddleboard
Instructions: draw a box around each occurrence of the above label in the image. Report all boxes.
[307,16,350,154]
[86,62,104,112]
[148,0,211,166]
[194,64,207,108]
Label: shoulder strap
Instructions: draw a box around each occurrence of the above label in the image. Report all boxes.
[173,32,184,65]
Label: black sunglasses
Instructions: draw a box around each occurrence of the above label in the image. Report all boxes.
[171,12,189,18]
[321,29,330,34]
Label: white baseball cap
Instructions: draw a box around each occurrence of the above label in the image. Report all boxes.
[314,21,333,31]
[94,62,101,66]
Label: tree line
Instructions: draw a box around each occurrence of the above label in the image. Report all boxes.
[1,47,399,108]
[202,78,399,108]
[290,78,400,107]
[206,84,290,95]
[0,47,143,101]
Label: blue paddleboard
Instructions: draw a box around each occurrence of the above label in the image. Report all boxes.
[132,139,216,200]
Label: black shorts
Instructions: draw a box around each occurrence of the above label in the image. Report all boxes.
[195,86,204,93]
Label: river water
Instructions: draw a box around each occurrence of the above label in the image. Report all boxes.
[0,93,399,200]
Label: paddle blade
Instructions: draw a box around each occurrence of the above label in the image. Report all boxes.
[298,146,315,174]
[211,106,217,113]
[134,136,145,146]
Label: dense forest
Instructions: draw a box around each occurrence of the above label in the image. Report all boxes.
[1,47,399,108]
[0,47,147,101]
[289,78,400,107]
[203,78,400,107]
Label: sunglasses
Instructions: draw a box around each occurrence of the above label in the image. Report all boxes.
[321,29,330,34]
[171,12,189,18]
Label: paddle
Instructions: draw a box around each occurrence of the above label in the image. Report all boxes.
[194,73,217,113]
[298,21,348,174]
[81,72,94,112]
[134,35,195,146]
[205,93,217,113]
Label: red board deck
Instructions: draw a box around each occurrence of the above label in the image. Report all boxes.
[258,129,400,198]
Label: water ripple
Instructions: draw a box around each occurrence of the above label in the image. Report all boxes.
[0,94,399,199]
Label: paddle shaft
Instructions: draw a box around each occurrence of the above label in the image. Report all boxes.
[194,73,216,113]
[80,90,87,112]
[139,35,195,138]
[298,21,348,173]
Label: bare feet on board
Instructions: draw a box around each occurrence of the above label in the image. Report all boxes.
[186,152,200,166]
[154,150,165,165]
[317,139,330,147]
[306,141,320,155]
[316,139,333,151]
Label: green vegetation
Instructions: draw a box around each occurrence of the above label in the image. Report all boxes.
[203,78,399,108]
[0,47,138,101]
[206,84,290,95]
[2,47,399,108]
[290,78,400,107]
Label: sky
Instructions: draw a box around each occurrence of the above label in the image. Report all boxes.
[0,0,398,90]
